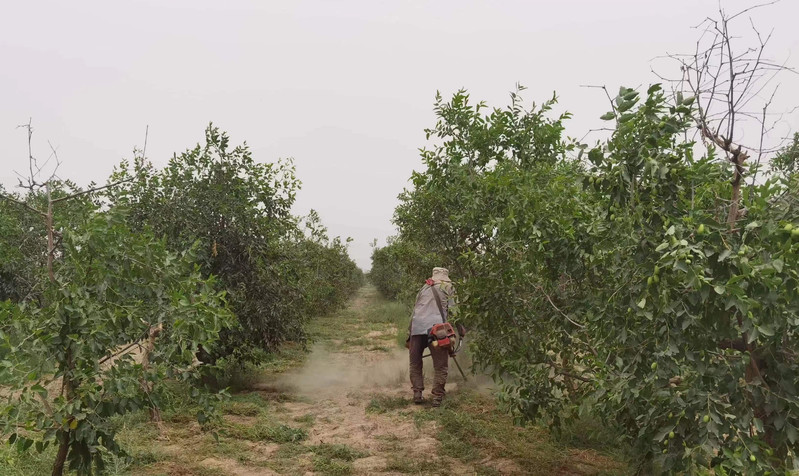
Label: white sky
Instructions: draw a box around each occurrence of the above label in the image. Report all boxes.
[2,0,798,269]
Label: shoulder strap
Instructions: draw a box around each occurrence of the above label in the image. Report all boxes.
[429,284,447,323]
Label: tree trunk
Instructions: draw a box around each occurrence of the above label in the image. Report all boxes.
[51,430,70,476]
[46,183,54,282]
[52,348,75,476]
[140,323,168,437]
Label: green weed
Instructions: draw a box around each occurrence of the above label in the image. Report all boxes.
[222,421,307,443]
[311,443,368,461]
[0,445,57,476]
[418,390,631,475]
[293,413,316,425]
[312,457,352,476]
[366,395,411,414]
[267,424,308,443]
[309,444,368,476]
[222,401,262,417]
[385,456,425,473]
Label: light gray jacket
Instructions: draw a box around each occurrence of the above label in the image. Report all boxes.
[410,281,456,336]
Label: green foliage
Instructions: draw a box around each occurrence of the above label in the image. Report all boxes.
[0,181,96,303]
[310,444,368,476]
[772,132,799,178]
[0,188,37,303]
[293,210,364,316]
[0,442,56,476]
[0,209,233,475]
[369,237,437,302]
[582,85,799,474]
[221,420,307,443]
[1,125,360,475]
[413,390,628,475]
[387,84,799,474]
[365,395,411,414]
[108,125,361,363]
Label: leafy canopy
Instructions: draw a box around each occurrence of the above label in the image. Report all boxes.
[383,85,799,474]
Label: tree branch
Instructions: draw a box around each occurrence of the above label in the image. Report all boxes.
[51,178,133,204]
[0,193,46,217]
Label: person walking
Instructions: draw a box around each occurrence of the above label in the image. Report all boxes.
[407,267,456,407]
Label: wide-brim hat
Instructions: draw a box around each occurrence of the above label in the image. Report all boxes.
[431,267,451,282]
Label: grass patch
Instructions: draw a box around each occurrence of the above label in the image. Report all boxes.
[309,444,368,476]
[267,424,308,443]
[343,336,372,347]
[555,413,627,453]
[308,308,362,343]
[222,401,262,417]
[311,443,368,461]
[475,466,503,476]
[274,442,311,459]
[366,395,412,414]
[112,417,171,468]
[0,445,58,476]
[375,434,402,452]
[361,298,410,348]
[416,390,631,476]
[308,286,410,352]
[293,413,316,426]
[212,343,309,391]
[312,457,352,476]
[263,442,313,473]
[221,420,307,443]
[385,455,425,473]
[257,342,308,375]
[254,389,298,403]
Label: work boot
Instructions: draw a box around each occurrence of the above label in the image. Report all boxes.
[413,391,424,404]
[431,397,443,408]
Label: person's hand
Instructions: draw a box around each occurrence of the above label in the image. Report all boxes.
[456,323,467,337]
[405,334,411,349]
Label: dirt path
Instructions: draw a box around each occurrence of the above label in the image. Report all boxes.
[133,286,626,476]
[229,285,471,475]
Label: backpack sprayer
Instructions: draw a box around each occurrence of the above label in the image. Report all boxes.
[423,280,468,381]
[425,322,468,380]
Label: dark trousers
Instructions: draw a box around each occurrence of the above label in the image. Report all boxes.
[409,334,449,399]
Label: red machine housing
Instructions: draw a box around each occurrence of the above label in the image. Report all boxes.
[430,322,456,349]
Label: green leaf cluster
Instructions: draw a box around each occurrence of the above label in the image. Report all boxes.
[0,209,233,475]
[0,124,362,474]
[383,84,799,474]
[107,125,362,363]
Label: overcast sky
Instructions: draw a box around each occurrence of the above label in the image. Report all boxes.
[2,0,798,270]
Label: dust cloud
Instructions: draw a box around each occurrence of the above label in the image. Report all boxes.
[271,345,409,396]
[266,344,494,398]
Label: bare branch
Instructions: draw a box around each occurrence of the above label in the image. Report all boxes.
[727,0,781,22]
[580,84,619,128]
[535,284,585,329]
[141,125,149,160]
[0,193,46,217]
[749,86,778,194]
[51,178,133,204]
